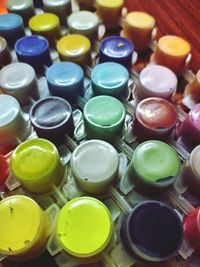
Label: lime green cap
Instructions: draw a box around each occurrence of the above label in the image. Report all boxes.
[56,197,113,258]
[132,140,181,183]
[29,13,60,32]
[11,138,58,182]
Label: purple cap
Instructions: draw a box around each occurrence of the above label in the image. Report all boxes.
[177,103,200,148]
[30,97,74,144]
[121,201,183,262]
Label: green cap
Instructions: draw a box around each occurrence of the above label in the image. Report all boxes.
[130,140,181,193]
[84,95,126,141]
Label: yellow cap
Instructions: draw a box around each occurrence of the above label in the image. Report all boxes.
[56,197,113,258]
[158,35,191,57]
[29,13,59,32]
[97,0,123,8]
[125,11,155,29]
[11,138,58,182]
[0,196,43,255]
[57,34,91,58]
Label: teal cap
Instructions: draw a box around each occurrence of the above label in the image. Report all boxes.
[91,62,129,97]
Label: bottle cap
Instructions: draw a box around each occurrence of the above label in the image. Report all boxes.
[0,62,39,105]
[99,36,133,68]
[56,197,113,258]
[84,95,125,141]
[71,140,119,194]
[91,62,129,97]
[67,11,98,38]
[0,195,48,258]
[6,0,35,24]
[30,97,74,141]
[15,35,52,73]
[0,13,25,46]
[46,62,84,103]
[11,138,64,193]
[29,13,61,45]
[57,34,91,67]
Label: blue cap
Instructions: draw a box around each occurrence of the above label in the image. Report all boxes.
[0,14,25,47]
[99,36,134,68]
[91,62,129,97]
[15,35,52,73]
[46,62,84,103]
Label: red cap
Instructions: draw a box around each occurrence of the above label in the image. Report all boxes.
[0,155,9,186]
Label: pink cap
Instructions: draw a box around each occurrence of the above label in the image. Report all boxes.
[137,65,177,100]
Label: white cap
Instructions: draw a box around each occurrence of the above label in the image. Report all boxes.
[0,63,39,106]
[0,95,30,147]
[71,140,119,194]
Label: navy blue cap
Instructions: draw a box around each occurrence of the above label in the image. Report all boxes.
[46,62,84,104]
[0,14,25,47]
[15,35,52,73]
[99,36,134,68]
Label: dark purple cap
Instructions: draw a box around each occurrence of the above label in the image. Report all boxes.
[30,96,74,144]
